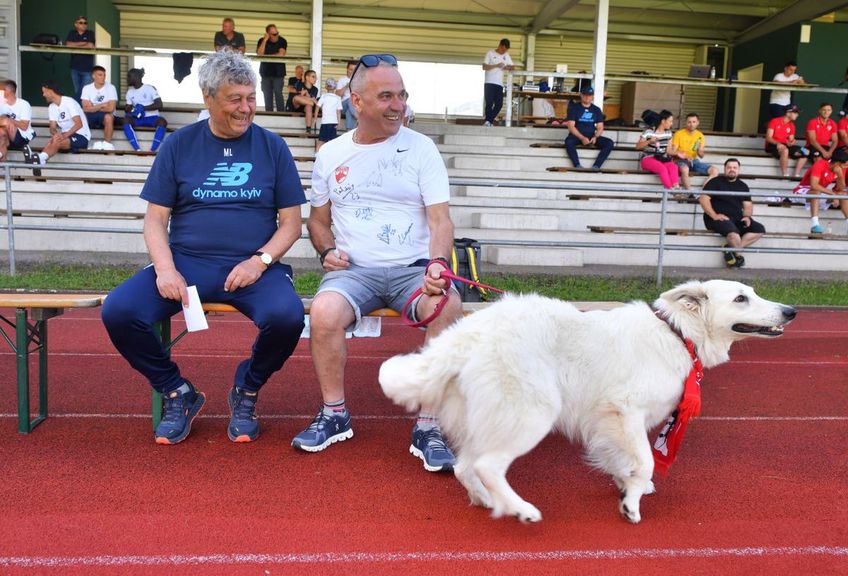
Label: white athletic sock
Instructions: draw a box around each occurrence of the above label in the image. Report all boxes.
[38,152,48,164]
[811,216,820,226]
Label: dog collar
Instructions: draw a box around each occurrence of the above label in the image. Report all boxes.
[651,308,704,476]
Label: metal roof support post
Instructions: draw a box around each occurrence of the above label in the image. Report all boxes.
[311,0,323,81]
[525,33,536,75]
[592,0,609,110]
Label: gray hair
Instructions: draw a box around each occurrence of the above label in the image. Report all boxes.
[198,51,256,97]
[349,60,396,95]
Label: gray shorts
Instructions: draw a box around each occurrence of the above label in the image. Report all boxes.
[317,263,455,330]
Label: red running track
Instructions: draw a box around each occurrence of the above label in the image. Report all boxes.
[0,307,845,575]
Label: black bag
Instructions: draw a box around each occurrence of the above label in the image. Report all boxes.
[653,153,674,163]
[451,238,485,302]
[31,33,60,60]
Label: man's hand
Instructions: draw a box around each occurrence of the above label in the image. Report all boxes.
[156,267,189,305]
[422,260,449,296]
[321,248,350,272]
[741,216,752,227]
[224,257,266,292]
[713,213,730,221]
[581,136,590,146]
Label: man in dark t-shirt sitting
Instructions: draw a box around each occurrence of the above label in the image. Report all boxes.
[102,51,306,446]
[699,158,765,268]
[564,86,614,170]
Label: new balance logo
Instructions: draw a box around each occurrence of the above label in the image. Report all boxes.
[203,162,253,186]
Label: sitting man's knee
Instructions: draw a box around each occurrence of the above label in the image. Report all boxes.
[309,293,353,332]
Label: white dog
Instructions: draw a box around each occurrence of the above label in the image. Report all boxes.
[379,280,795,524]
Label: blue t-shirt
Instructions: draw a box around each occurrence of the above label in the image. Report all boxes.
[140,121,305,259]
[567,103,605,136]
[66,29,95,71]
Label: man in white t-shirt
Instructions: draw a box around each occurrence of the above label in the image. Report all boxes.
[316,77,342,151]
[80,65,118,150]
[482,38,514,126]
[34,81,91,173]
[0,80,35,164]
[334,60,358,130]
[292,55,462,473]
[769,61,805,119]
[123,68,168,152]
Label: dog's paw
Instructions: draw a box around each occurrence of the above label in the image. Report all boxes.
[512,502,542,523]
[468,489,494,509]
[644,480,656,495]
[619,500,641,524]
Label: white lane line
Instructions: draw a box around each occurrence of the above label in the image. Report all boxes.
[1,413,845,422]
[0,547,845,567]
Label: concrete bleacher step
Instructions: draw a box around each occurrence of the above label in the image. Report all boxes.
[471,212,560,231]
[441,134,507,147]
[485,246,584,266]
[448,155,522,171]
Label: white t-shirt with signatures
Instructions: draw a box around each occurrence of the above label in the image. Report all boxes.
[310,126,450,268]
[80,82,118,114]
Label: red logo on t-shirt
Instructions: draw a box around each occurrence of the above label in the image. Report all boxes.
[335,166,349,184]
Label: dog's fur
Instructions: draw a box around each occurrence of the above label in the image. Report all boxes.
[379,280,795,523]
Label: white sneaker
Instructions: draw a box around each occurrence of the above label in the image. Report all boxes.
[100,141,115,151]
[91,141,103,150]
[483,121,492,127]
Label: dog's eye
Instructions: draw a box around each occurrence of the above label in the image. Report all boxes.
[734,295,748,303]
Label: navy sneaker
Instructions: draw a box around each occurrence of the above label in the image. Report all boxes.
[227,387,260,443]
[410,425,456,472]
[291,409,353,452]
[154,381,206,445]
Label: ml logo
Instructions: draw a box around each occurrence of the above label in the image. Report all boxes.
[203,162,253,186]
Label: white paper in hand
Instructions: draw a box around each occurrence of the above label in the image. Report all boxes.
[182,285,209,332]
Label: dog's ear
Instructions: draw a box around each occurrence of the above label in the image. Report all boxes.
[659,281,708,313]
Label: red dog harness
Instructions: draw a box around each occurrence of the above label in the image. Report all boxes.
[651,313,703,476]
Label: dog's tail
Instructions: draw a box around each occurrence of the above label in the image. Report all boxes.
[379,350,454,413]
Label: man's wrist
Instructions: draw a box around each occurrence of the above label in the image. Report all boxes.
[319,246,336,264]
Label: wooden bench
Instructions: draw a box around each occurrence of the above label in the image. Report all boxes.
[0,293,104,433]
[546,165,791,181]
[530,142,769,158]
[587,225,843,240]
[150,299,490,429]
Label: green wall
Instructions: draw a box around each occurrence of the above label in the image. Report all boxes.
[20,0,120,103]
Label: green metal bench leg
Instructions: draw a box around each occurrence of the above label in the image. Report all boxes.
[15,308,48,434]
[151,316,172,431]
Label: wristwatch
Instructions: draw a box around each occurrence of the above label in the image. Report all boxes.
[254,251,273,266]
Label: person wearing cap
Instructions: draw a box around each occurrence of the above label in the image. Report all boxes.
[256,24,287,112]
[482,38,514,127]
[765,104,809,179]
[792,149,848,234]
[65,15,96,102]
[806,102,838,160]
[563,86,614,171]
[316,77,342,151]
[671,112,719,190]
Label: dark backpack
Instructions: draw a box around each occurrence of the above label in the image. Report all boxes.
[640,109,660,129]
[31,33,60,60]
[451,238,485,302]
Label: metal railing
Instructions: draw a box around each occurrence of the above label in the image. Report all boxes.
[3,161,847,286]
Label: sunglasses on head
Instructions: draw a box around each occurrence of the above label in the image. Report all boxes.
[350,54,398,83]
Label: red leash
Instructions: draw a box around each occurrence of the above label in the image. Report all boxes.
[401,260,504,328]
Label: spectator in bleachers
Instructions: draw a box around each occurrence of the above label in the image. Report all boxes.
[403,100,414,127]
[32,81,91,172]
[294,54,459,472]
[334,60,358,130]
[316,77,341,152]
[699,158,764,268]
[635,109,680,191]
[765,104,808,179]
[65,15,95,102]
[101,50,306,446]
[672,112,719,190]
[792,149,848,234]
[291,69,319,133]
[837,109,848,152]
[81,65,118,151]
[256,24,287,112]
[482,38,514,127]
[285,65,304,112]
[123,68,168,152]
[196,108,210,122]
[806,102,838,160]
[768,61,804,119]
[0,80,35,164]
[213,18,245,54]
[563,86,613,171]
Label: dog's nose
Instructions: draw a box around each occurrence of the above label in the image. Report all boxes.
[781,306,797,321]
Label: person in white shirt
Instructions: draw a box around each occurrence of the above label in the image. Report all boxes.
[482,38,514,126]
[0,80,35,163]
[34,80,91,171]
[769,61,805,119]
[80,65,118,150]
[292,54,462,473]
[334,60,358,130]
[123,68,168,151]
[316,77,342,151]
